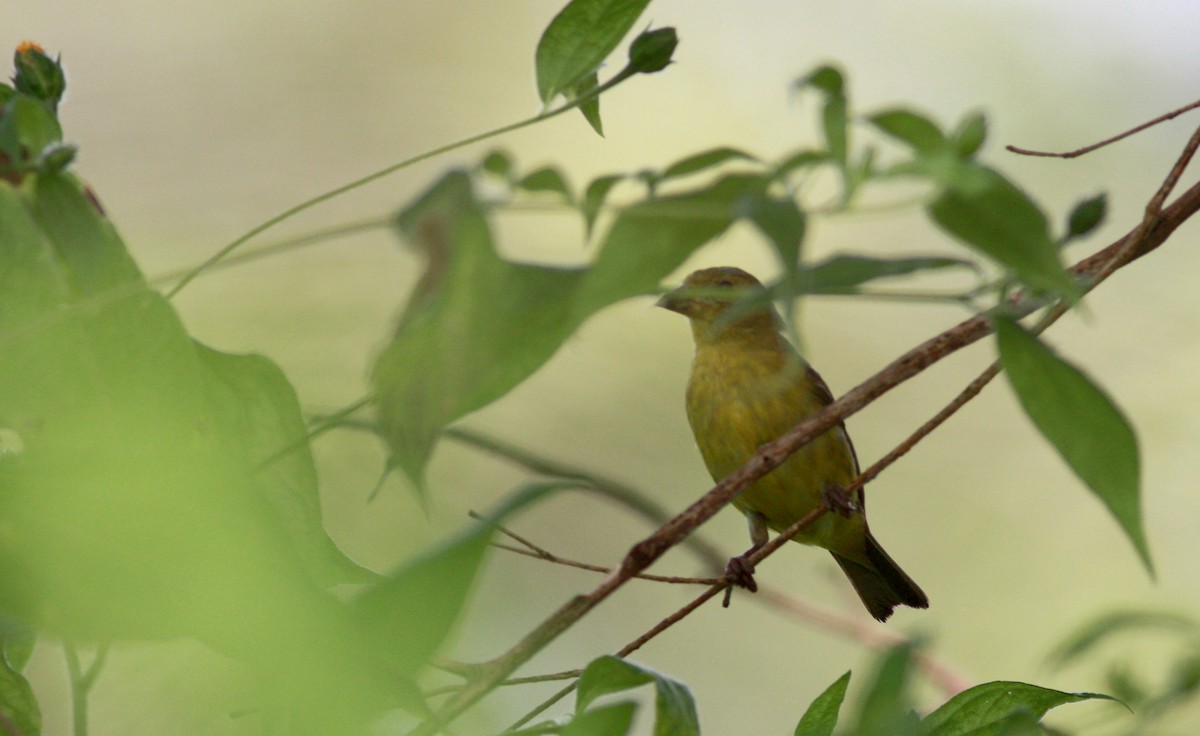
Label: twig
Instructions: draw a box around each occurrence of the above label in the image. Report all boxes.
[447,427,727,572]
[64,642,109,736]
[1007,98,1200,158]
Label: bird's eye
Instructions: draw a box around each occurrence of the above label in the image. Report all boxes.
[717,279,733,287]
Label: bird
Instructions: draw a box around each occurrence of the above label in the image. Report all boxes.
[658,266,928,622]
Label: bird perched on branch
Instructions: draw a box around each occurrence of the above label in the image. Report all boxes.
[658,266,927,622]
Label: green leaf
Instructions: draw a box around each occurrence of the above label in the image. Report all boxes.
[1047,610,1199,667]
[993,316,1151,572]
[517,166,574,203]
[1065,193,1107,242]
[196,345,373,587]
[661,146,758,181]
[928,164,1077,297]
[352,482,566,678]
[479,149,513,181]
[576,656,699,736]
[0,653,40,736]
[795,66,847,165]
[1,624,35,672]
[0,95,62,166]
[772,150,829,181]
[563,701,637,736]
[570,71,604,136]
[919,681,1115,736]
[796,254,976,294]
[855,644,919,736]
[868,108,946,152]
[743,194,806,273]
[535,0,652,104]
[373,171,752,485]
[794,671,851,736]
[581,174,623,237]
[951,111,988,158]
[625,26,677,74]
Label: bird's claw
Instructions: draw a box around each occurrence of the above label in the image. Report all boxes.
[722,555,758,607]
[822,483,857,517]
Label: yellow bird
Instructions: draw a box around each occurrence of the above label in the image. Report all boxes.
[658,266,927,621]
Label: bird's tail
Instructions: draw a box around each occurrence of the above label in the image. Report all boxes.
[831,533,928,622]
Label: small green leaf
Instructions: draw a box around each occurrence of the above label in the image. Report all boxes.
[576,656,699,736]
[794,671,851,736]
[855,644,919,736]
[920,681,1115,736]
[743,194,806,273]
[14,43,66,110]
[797,254,975,294]
[868,108,946,152]
[479,150,513,181]
[535,0,652,104]
[1,625,35,672]
[1047,610,1199,667]
[928,164,1077,297]
[0,654,40,736]
[772,150,829,181]
[517,166,574,203]
[993,316,1151,573]
[0,95,62,164]
[563,701,637,736]
[1065,193,1107,241]
[570,71,604,136]
[661,146,758,181]
[795,65,848,165]
[581,173,623,237]
[952,111,987,158]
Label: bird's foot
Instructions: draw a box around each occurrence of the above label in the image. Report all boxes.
[722,553,758,607]
[822,482,857,517]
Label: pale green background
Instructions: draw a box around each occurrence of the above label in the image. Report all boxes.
[5,1,1200,734]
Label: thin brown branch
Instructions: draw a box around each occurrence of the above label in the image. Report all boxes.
[1007,98,1200,158]
[405,121,1200,736]
[491,542,719,585]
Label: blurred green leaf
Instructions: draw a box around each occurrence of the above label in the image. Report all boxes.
[951,111,987,158]
[994,316,1151,573]
[0,95,62,168]
[352,481,567,679]
[795,254,975,294]
[794,671,850,736]
[919,681,1115,735]
[867,108,946,152]
[197,345,373,587]
[928,164,1077,297]
[771,150,829,181]
[581,173,623,237]
[479,149,514,181]
[1064,193,1107,242]
[743,194,806,274]
[576,656,699,736]
[0,653,39,736]
[1,630,33,676]
[563,701,637,736]
[795,65,847,165]
[855,644,919,736]
[661,146,759,181]
[517,166,575,203]
[13,43,65,111]
[0,174,403,734]
[535,0,652,104]
[374,171,750,485]
[1047,611,1199,667]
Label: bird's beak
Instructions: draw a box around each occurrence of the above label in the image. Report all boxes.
[656,290,689,315]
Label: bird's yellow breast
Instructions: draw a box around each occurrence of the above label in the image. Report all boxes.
[684,335,865,552]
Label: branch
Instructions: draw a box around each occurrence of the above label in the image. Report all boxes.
[1007,97,1200,158]
[405,123,1200,735]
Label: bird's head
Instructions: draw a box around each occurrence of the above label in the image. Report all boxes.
[657,266,781,338]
